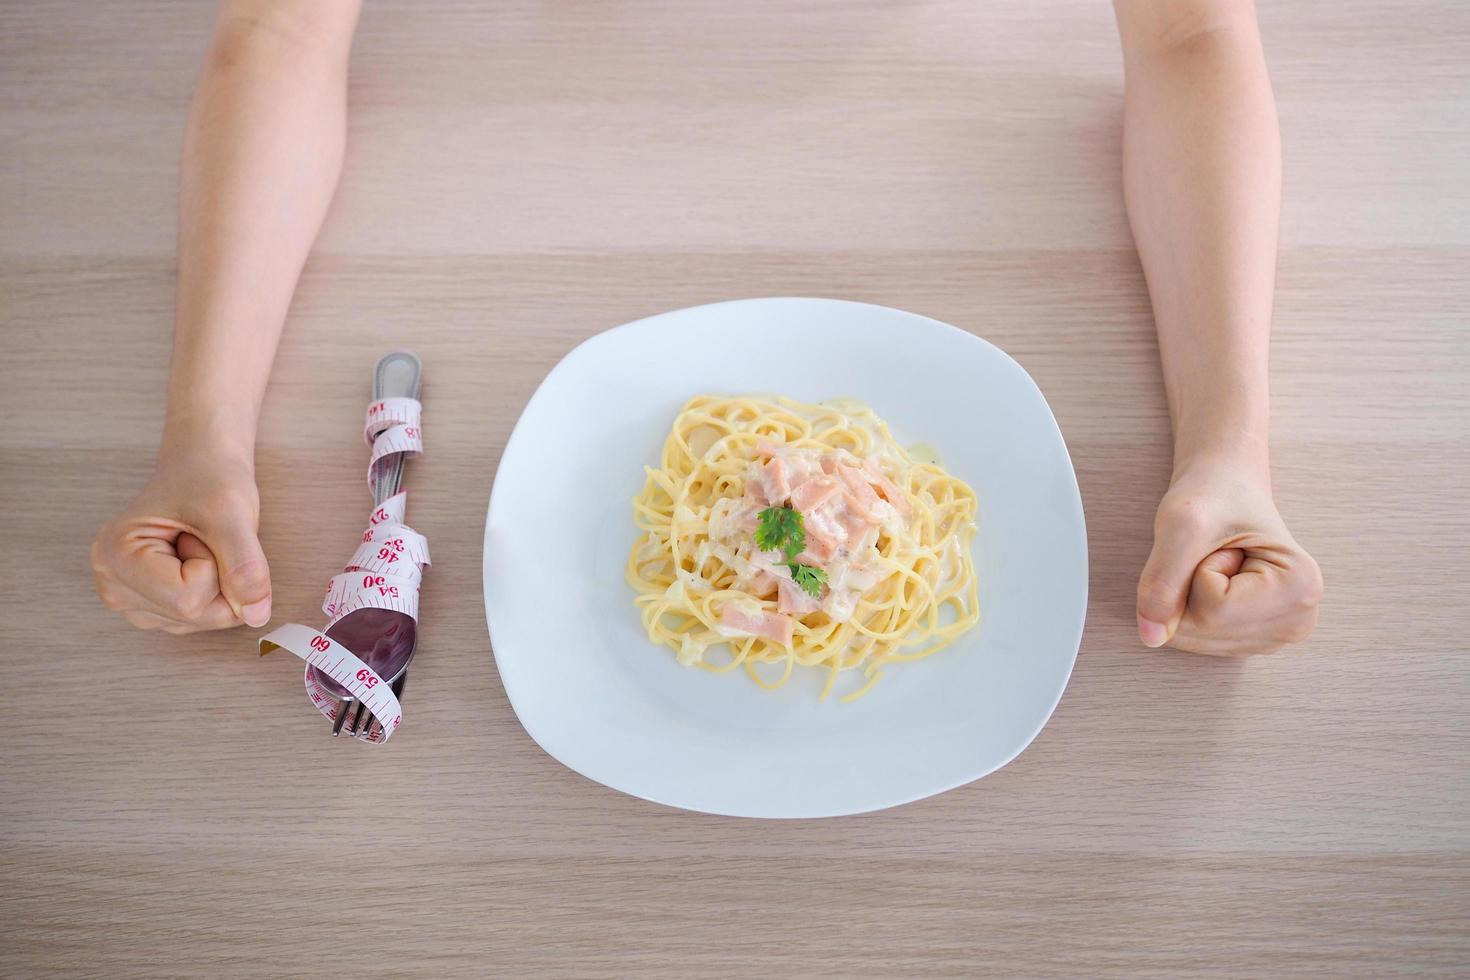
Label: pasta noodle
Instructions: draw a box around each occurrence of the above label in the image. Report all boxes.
[626,395,979,700]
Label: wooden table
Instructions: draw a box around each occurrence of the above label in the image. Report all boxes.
[4,1,1467,975]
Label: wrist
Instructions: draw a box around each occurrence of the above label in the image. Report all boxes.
[159,401,257,472]
[1170,436,1271,493]
[1169,400,1271,489]
[1161,348,1272,488]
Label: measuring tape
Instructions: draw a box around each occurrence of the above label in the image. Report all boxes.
[258,396,429,743]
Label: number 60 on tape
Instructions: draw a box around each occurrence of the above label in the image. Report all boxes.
[259,623,403,743]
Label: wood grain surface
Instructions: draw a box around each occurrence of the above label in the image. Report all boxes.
[3,1,1468,976]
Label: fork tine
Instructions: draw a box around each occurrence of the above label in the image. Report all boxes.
[331,698,351,736]
[362,669,409,741]
[348,700,370,737]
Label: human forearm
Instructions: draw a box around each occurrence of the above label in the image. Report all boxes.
[1114,1,1321,653]
[94,2,361,634]
[1116,1,1279,482]
[164,0,360,464]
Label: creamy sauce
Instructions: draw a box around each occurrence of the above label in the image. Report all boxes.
[708,443,911,626]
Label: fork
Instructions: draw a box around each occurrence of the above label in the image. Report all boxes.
[329,351,422,738]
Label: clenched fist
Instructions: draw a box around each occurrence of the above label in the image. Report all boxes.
[92,447,272,634]
[1136,460,1322,656]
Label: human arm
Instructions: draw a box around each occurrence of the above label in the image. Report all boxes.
[92,0,362,633]
[1113,0,1322,654]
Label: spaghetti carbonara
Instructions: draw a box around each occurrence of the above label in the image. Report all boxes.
[626,395,979,701]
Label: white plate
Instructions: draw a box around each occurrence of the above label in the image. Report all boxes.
[484,298,1087,818]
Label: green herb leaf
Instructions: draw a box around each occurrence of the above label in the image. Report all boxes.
[755,506,805,559]
[787,562,828,599]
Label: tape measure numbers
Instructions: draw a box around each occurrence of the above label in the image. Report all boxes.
[259,395,429,743]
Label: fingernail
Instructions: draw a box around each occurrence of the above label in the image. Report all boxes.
[242,599,272,628]
[1137,616,1168,648]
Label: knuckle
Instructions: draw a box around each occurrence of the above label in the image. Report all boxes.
[198,602,241,631]
[89,527,125,577]
[1296,558,1325,610]
[1136,574,1183,614]
[1191,603,1225,632]
[1188,592,1235,633]
[173,589,212,622]
[89,535,108,575]
[229,555,271,590]
[1281,609,1319,644]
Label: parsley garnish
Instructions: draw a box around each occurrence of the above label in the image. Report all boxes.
[786,562,828,599]
[756,505,827,598]
[756,505,805,559]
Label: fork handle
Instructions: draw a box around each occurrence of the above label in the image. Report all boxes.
[371,351,422,507]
